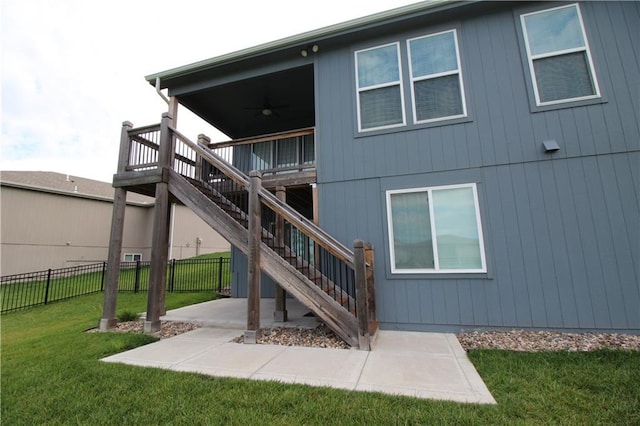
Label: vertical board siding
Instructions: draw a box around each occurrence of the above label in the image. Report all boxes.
[225,2,638,332]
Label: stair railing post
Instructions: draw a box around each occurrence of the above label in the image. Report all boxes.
[245,171,263,343]
[196,134,210,182]
[364,242,378,336]
[273,186,288,322]
[354,239,371,350]
[99,121,132,331]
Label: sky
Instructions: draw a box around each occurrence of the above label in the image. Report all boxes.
[1,0,419,183]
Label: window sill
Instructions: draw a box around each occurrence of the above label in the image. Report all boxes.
[355,115,472,139]
[530,96,606,113]
[385,271,491,280]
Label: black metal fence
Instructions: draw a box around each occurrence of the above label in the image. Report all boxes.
[0,257,231,313]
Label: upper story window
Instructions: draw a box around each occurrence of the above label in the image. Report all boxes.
[520,3,600,106]
[355,42,406,131]
[386,183,486,274]
[407,30,466,123]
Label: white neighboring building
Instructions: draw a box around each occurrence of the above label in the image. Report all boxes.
[0,171,229,275]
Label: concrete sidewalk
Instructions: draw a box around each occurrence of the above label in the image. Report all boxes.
[101,299,495,404]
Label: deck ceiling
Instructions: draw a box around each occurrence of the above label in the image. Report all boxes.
[177,65,314,139]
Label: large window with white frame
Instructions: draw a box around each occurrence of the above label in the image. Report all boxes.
[520,3,600,106]
[355,42,406,131]
[407,29,466,123]
[386,183,486,273]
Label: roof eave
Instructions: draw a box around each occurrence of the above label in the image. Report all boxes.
[145,0,469,86]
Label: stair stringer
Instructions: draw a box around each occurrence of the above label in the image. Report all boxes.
[167,171,360,347]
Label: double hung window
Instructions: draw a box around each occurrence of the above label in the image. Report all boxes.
[386,183,486,273]
[407,30,466,123]
[355,30,467,132]
[355,43,405,131]
[521,3,600,105]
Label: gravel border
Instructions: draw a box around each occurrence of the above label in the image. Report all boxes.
[457,330,640,352]
[92,321,640,352]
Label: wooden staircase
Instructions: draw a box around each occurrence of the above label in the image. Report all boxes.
[105,116,377,349]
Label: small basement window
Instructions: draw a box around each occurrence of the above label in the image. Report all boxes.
[123,253,142,262]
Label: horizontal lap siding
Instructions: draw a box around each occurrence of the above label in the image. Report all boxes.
[315,2,639,331]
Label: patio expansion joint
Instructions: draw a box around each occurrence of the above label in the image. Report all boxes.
[246,344,291,379]
[353,350,372,390]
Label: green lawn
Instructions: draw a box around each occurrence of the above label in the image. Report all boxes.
[2,293,639,425]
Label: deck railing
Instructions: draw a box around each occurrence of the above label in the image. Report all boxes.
[123,125,315,179]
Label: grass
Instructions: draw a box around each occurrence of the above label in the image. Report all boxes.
[2,293,639,425]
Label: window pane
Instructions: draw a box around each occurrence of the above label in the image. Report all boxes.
[276,137,297,168]
[357,44,400,87]
[302,134,314,164]
[360,85,403,129]
[390,192,434,269]
[409,32,458,77]
[534,52,595,102]
[414,75,463,121]
[524,5,585,55]
[252,141,272,170]
[432,187,482,269]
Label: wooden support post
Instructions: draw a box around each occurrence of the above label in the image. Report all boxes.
[99,188,127,330]
[245,171,262,343]
[99,121,132,330]
[145,112,174,333]
[354,239,371,350]
[274,186,288,322]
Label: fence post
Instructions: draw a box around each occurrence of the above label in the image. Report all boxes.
[133,260,140,293]
[44,269,52,305]
[354,240,371,350]
[217,257,223,293]
[170,259,176,292]
[100,262,107,292]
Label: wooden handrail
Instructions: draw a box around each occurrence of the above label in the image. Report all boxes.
[208,127,314,149]
[169,125,356,268]
[127,123,161,136]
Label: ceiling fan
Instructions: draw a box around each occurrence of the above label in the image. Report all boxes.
[244,97,288,118]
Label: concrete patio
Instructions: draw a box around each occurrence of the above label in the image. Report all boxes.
[101,298,496,404]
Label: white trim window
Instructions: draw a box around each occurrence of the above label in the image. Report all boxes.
[123,253,142,262]
[386,183,486,273]
[355,42,406,131]
[407,29,467,123]
[521,3,600,106]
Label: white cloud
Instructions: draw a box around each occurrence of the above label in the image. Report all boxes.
[1,0,418,182]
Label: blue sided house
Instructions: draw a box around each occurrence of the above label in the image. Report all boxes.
[101,1,639,347]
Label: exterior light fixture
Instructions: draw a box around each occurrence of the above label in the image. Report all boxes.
[301,45,319,57]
